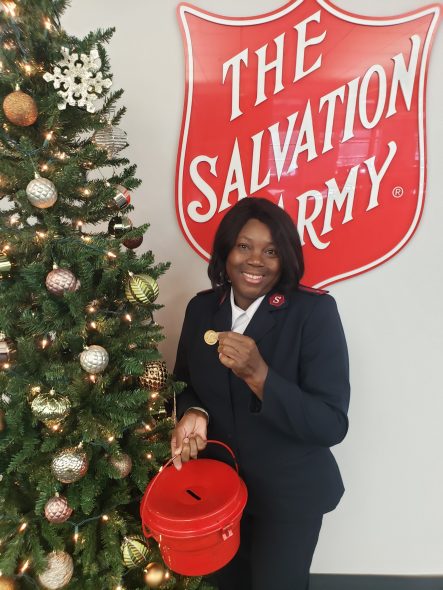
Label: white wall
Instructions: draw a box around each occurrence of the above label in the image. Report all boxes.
[63,0,443,576]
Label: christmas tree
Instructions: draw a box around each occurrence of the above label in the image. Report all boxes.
[0,2,214,589]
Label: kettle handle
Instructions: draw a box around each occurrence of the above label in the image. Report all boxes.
[160,439,238,473]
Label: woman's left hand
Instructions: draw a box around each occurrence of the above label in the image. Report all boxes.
[217,331,268,399]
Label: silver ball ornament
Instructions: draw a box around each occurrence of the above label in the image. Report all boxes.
[46,268,81,296]
[51,447,89,483]
[79,345,109,374]
[44,495,73,523]
[37,551,74,590]
[93,123,127,158]
[26,177,58,209]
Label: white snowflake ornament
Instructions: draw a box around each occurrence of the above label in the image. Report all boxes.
[44,47,112,113]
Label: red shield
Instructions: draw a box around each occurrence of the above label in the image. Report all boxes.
[176,0,441,287]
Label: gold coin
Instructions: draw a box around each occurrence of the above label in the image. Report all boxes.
[204,330,219,345]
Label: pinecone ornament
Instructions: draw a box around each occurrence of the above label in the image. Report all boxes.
[46,268,80,296]
[44,495,73,523]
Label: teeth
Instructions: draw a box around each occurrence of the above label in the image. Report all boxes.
[242,272,263,280]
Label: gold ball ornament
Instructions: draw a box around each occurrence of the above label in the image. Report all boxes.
[3,90,38,126]
[51,447,89,483]
[143,562,165,588]
[0,576,17,590]
[125,273,159,306]
[108,453,132,478]
[121,535,150,569]
[37,551,74,590]
[46,268,80,296]
[26,176,58,209]
[79,345,109,374]
[31,389,71,426]
[44,495,73,523]
[140,360,168,391]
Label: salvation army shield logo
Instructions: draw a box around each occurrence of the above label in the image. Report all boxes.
[176,0,441,287]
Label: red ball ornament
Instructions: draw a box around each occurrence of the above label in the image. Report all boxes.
[122,235,143,249]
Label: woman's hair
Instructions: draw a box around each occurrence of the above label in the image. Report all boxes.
[208,198,304,294]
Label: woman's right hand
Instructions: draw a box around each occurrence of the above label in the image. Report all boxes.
[171,409,208,470]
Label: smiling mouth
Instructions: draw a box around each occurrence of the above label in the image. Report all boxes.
[241,272,265,284]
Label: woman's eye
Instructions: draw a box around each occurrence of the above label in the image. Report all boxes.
[266,249,278,256]
[237,243,248,250]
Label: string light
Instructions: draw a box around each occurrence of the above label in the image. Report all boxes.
[89,321,97,330]
[41,163,49,171]
[3,244,10,251]
[83,188,91,196]
[102,515,109,522]
[23,63,32,75]
[20,559,30,573]
[107,435,115,443]
[146,453,152,460]
[41,338,49,349]
[151,392,159,400]
[3,2,17,17]
[43,17,52,30]
[3,363,10,370]
[89,375,96,383]
[107,251,117,259]
[45,131,54,141]
[18,522,27,533]
[164,571,170,580]
[124,313,132,322]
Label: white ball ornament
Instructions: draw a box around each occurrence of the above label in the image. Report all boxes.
[37,551,74,590]
[26,176,58,209]
[80,345,109,374]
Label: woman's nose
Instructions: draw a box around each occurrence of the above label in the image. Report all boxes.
[247,250,264,265]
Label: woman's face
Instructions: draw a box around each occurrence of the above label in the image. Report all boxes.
[226,218,281,310]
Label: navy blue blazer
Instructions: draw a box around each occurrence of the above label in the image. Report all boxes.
[174,287,350,519]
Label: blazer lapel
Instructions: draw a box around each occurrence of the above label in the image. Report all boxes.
[213,291,232,333]
[244,291,288,344]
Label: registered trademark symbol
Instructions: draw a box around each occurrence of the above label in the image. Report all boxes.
[392,186,404,198]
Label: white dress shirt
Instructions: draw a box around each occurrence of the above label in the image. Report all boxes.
[187,289,265,422]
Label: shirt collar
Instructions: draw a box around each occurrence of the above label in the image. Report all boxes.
[230,288,265,324]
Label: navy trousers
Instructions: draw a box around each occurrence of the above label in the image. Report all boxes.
[213,512,323,590]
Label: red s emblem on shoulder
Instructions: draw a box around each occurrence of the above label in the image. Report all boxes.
[269,294,285,307]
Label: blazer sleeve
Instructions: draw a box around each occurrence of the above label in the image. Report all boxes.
[260,294,350,447]
[173,299,208,419]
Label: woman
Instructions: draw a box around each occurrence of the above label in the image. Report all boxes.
[171,198,350,590]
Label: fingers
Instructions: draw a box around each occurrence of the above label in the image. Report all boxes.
[171,426,208,470]
[171,435,183,471]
